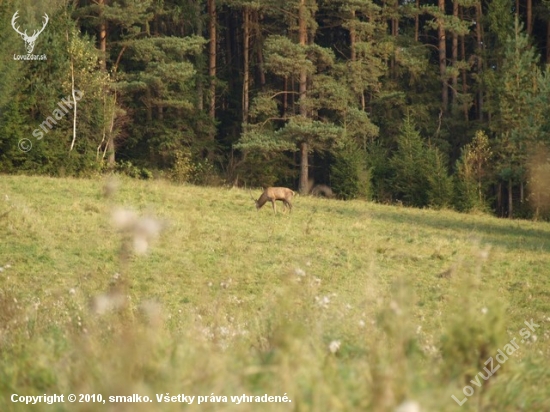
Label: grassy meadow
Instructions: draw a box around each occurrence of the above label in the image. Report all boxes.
[0,174,549,411]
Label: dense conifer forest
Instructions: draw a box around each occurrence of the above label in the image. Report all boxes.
[1,0,550,218]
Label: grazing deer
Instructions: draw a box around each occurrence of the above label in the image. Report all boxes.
[250,187,295,214]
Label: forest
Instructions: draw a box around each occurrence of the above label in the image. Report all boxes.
[1,0,550,219]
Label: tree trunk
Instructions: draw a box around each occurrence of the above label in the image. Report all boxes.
[349,9,361,108]
[438,0,448,113]
[69,30,77,153]
[99,0,107,73]
[208,0,216,122]
[299,142,309,195]
[242,7,250,123]
[224,12,234,98]
[253,10,266,88]
[283,77,288,116]
[475,1,483,121]
[415,0,419,41]
[146,89,152,123]
[527,0,532,35]
[520,181,524,203]
[390,16,398,79]
[451,0,458,106]
[497,182,502,216]
[195,0,204,111]
[460,7,468,122]
[508,178,513,219]
[349,10,356,62]
[298,0,309,195]
[98,0,115,166]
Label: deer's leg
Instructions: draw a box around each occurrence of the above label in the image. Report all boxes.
[271,199,276,214]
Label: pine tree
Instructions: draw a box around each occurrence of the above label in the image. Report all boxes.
[491,20,549,217]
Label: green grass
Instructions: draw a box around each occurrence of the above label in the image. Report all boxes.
[0,175,549,411]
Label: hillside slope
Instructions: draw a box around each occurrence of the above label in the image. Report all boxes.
[0,175,549,411]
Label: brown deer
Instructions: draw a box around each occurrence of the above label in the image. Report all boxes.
[250,187,295,214]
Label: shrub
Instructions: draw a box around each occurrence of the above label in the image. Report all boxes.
[390,116,453,208]
[330,138,370,200]
[454,131,492,212]
[170,149,196,184]
[116,161,152,180]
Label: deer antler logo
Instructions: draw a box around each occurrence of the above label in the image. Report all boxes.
[11,11,49,54]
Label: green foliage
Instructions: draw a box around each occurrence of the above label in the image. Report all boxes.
[167,149,221,185]
[526,144,550,220]
[365,141,394,203]
[235,127,296,152]
[426,147,454,209]
[190,158,220,186]
[390,116,452,208]
[455,131,492,212]
[3,0,550,219]
[390,118,428,206]
[170,149,196,184]
[487,0,515,45]
[277,117,342,148]
[116,160,153,179]
[440,260,507,383]
[0,6,108,176]
[264,35,314,78]
[330,138,369,200]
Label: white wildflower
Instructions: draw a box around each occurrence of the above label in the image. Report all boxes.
[329,340,341,354]
[91,293,125,315]
[140,300,162,319]
[135,216,162,239]
[479,246,491,260]
[394,400,421,412]
[315,295,330,308]
[389,300,402,316]
[133,235,149,255]
[111,207,137,230]
[294,268,306,277]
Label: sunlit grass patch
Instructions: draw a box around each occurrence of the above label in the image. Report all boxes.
[1,175,549,411]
